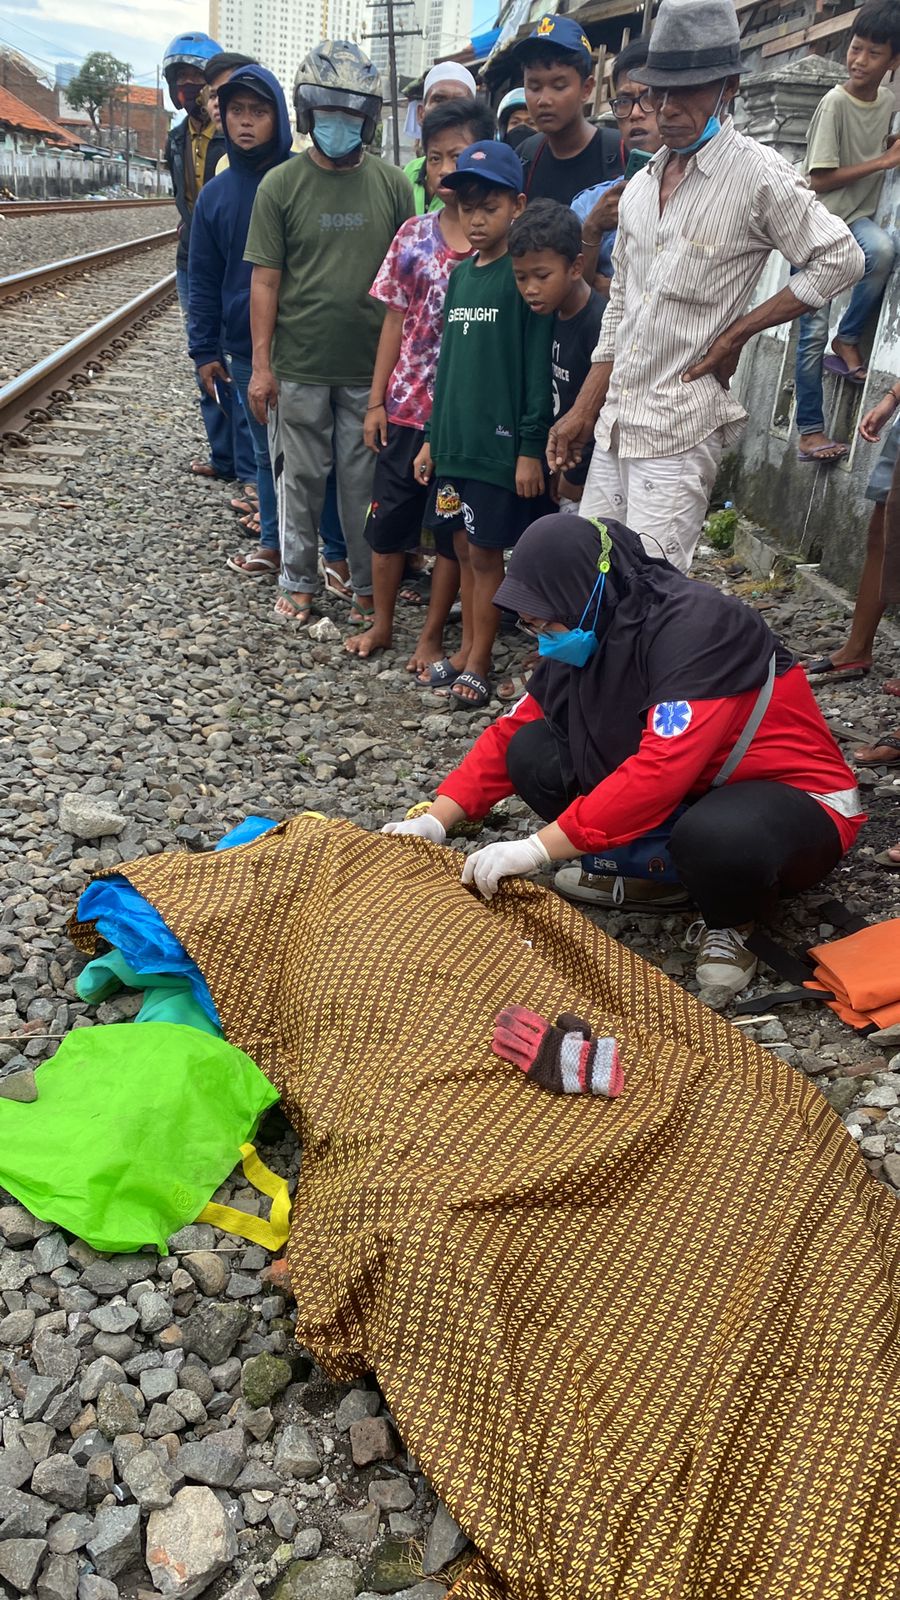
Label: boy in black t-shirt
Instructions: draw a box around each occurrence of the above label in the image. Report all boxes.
[509,200,605,510]
[511,14,622,206]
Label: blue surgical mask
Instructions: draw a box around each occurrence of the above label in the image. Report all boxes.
[537,610,602,667]
[312,110,364,160]
[536,520,612,667]
[676,88,726,156]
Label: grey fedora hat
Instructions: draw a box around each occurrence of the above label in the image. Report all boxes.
[632,0,741,88]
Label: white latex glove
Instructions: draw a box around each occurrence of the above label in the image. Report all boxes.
[381,813,447,843]
[461,834,550,900]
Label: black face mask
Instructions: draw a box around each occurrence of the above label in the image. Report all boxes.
[179,81,204,115]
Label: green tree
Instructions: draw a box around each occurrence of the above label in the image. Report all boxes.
[66,51,132,138]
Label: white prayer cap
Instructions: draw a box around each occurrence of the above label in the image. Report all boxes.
[422,61,477,100]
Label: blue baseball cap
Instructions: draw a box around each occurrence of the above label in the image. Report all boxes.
[512,13,593,68]
[441,139,524,193]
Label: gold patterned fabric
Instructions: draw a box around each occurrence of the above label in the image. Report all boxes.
[69,815,900,1600]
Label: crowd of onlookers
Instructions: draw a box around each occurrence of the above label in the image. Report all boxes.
[159,0,900,985]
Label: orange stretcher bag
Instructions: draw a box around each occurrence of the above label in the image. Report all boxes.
[804,921,900,1030]
[737,901,900,1033]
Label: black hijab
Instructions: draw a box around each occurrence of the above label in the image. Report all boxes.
[494,514,793,791]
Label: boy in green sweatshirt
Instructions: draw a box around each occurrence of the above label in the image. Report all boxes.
[413,141,553,709]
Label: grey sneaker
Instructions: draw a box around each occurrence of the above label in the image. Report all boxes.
[686,921,758,995]
[554,867,690,910]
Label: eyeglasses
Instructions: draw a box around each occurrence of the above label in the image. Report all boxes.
[610,91,654,117]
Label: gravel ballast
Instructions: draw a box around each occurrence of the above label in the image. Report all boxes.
[0,203,178,277]
[0,306,899,1596]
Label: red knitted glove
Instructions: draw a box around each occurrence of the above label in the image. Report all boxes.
[491,1005,623,1097]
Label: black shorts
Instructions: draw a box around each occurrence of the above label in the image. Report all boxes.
[364,422,428,554]
[423,474,553,555]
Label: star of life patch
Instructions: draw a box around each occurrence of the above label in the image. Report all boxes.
[652,701,693,738]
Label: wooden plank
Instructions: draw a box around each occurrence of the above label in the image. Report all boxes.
[761,4,859,55]
[750,19,814,50]
[591,43,609,115]
[808,7,859,39]
[761,26,808,56]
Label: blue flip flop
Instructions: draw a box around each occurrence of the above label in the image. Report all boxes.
[418,657,460,689]
[449,670,492,710]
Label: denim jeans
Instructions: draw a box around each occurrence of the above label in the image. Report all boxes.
[320,468,347,564]
[794,217,897,436]
[176,267,256,482]
[226,354,278,553]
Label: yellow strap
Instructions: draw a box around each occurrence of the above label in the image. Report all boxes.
[197,1143,291,1251]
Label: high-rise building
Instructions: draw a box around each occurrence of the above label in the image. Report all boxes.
[54,62,79,89]
[424,0,472,66]
[364,0,425,85]
[209,0,368,110]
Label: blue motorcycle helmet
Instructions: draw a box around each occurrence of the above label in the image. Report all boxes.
[163,32,223,105]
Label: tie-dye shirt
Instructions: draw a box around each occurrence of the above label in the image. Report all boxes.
[369,210,472,431]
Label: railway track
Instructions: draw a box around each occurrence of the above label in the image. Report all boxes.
[0,230,178,443]
[0,230,178,304]
[0,232,178,389]
[0,197,175,217]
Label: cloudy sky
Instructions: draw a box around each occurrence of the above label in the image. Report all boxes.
[0,0,209,96]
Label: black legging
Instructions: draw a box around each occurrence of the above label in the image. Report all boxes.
[505,720,843,928]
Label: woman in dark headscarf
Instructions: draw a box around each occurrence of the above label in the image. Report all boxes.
[383,514,864,995]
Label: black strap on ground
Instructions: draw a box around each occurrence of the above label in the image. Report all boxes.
[744,930,820,986]
[733,986,833,1016]
[814,898,871,936]
[734,899,873,1017]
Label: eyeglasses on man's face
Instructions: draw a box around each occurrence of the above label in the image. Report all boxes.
[610,90,654,118]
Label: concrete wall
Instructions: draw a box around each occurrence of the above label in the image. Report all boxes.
[729,137,900,593]
[0,149,172,197]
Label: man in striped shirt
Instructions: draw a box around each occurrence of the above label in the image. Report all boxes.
[547,0,864,573]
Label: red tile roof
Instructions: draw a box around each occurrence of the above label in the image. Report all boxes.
[120,85,162,107]
[0,86,77,144]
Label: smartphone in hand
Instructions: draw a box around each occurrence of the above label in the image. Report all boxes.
[624,147,654,181]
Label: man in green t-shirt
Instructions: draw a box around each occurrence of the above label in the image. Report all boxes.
[794,0,900,464]
[245,40,414,625]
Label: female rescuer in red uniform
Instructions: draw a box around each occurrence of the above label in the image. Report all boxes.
[383,514,864,996]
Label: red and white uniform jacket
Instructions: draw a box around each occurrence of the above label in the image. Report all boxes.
[437,664,864,854]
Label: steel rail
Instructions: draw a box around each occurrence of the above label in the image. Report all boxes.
[0,230,178,303]
[0,198,175,218]
[0,272,177,441]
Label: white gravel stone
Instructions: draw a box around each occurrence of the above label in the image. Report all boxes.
[57,794,126,839]
[146,1486,238,1598]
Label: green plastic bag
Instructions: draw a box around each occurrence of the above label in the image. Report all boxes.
[0,1023,279,1253]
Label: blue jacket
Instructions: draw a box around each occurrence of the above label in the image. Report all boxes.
[187,65,293,367]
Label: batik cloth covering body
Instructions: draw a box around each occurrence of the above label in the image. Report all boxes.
[69,814,900,1600]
